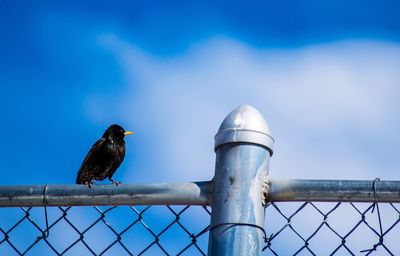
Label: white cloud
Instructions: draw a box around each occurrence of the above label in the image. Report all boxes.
[95,35,400,182]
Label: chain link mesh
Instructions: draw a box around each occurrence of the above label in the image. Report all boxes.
[263,202,400,255]
[1,202,399,255]
[0,205,211,256]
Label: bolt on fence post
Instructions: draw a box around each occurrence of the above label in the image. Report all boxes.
[208,105,274,256]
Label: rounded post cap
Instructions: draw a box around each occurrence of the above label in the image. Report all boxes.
[214,104,274,154]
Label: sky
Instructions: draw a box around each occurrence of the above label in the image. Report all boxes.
[1,0,400,254]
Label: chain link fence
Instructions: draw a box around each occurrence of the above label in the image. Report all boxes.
[1,202,399,255]
[2,105,399,255]
[0,205,211,256]
[264,202,400,255]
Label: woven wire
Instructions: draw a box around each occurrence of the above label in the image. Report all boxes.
[1,202,399,255]
[263,202,400,255]
[0,205,211,256]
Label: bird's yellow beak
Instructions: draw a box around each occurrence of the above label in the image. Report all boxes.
[124,131,134,136]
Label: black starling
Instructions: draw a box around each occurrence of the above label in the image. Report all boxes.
[76,124,134,187]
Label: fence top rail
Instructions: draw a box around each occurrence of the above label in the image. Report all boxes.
[268,179,400,203]
[0,179,399,207]
[0,182,211,207]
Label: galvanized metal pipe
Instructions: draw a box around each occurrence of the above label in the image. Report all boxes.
[0,182,210,207]
[208,105,274,256]
[1,179,399,208]
[267,179,400,203]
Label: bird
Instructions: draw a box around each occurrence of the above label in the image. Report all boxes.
[76,124,134,187]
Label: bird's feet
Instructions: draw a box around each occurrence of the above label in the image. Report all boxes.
[108,177,121,186]
[84,181,95,188]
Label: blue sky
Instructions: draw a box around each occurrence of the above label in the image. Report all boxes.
[1,1,399,185]
[1,1,400,254]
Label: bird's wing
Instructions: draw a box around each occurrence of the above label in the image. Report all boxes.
[76,138,106,184]
[106,143,126,179]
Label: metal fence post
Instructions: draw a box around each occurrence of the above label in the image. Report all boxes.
[208,105,274,255]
